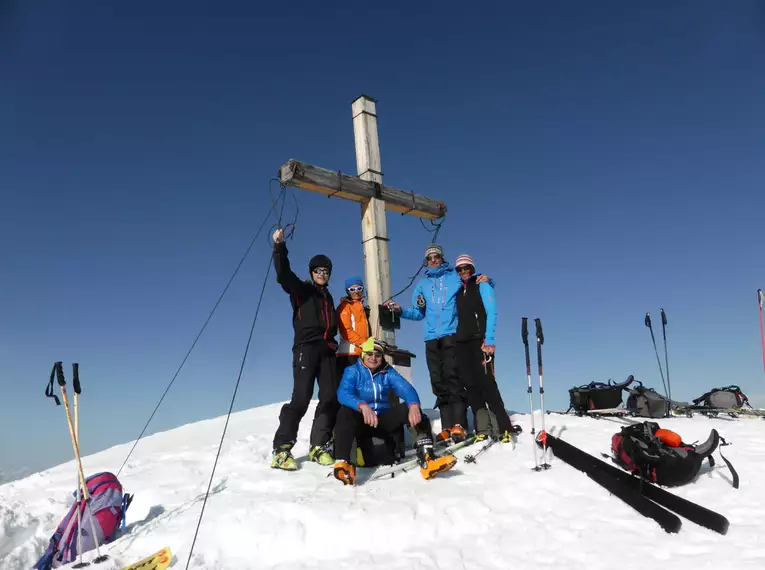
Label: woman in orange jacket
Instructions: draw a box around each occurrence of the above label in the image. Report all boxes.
[336,276,372,375]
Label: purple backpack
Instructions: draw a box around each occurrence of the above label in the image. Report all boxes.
[34,472,132,570]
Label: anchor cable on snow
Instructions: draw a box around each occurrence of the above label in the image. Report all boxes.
[184,188,288,570]
[116,183,292,478]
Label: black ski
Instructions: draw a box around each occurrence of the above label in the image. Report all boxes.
[538,431,681,533]
[539,431,729,535]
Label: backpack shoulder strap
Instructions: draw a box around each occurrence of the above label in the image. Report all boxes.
[118,493,134,534]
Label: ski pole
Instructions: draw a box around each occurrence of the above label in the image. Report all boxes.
[660,309,671,417]
[72,363,86,569]
[51,362,89,496]
[522,318,540,470]
[71,363,107,566]
[645,313,668,397]
[759,289,765,376]
[535,318,551,469]
[49,363,108,566]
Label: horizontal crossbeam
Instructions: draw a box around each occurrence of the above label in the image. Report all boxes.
[277,159,446,220]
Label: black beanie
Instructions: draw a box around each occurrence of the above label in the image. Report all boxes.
[309,254,332,274]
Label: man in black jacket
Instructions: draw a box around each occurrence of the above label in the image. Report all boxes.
[271,228,339,470]
[454,253,521,443]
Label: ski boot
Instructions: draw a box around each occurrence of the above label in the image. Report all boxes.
[416,440,457,480]
[436,424,468,445]
[333,460,356,485]
[435,428,452,445]
[449,424,468,443]
[308,442,334,466]
[271,444,298,470]
[475,433,491,443]
[499,425,523,443]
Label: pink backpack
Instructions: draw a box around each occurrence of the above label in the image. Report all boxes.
[34,472,132,569]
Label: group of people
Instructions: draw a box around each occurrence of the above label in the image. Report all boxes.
[269,228,520,486]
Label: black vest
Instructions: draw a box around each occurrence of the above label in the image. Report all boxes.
[455,277,487,342]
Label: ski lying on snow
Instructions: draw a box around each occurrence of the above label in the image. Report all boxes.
[119,547,172,570]
[366,435,478,482]
[538,432,729,535]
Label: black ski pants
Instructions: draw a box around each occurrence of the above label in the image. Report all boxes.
[425,334,468,431]
[456,338,513,435]
[336,355,358,380]
[272,341,339,450]
[334,403,433,463]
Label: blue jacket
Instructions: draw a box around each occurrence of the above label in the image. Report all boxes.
[337,359,421,412]
[400,262,463,341]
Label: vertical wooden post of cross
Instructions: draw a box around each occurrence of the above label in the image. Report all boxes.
[352,95,395,348]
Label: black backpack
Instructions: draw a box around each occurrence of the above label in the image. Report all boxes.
[610,421,738,488]
[693,385,749,410]
[568,375,635,414]
[625,381,670,418]
[353,433,399,467]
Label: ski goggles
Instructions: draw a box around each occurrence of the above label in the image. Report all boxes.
[347,285,364,293]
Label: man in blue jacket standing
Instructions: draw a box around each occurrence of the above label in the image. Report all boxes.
[385,244,488,443]
[332,339,457,485]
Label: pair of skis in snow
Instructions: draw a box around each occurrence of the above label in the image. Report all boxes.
[537,431,729,534]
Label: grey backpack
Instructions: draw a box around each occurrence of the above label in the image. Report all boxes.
[693,385,749,410]
[625,382,670,418]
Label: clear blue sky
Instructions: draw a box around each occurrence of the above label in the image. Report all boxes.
[3,1,765,476]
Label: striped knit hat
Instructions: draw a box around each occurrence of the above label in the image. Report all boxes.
[455,254,475,269]
[424,244,444,259]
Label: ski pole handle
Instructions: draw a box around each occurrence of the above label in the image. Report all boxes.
[73,363,81,395]
[645,312,652,328]
[534,318,544,346]
[521,317,529,346]
[660,309,667,327]
[55,361,66,386]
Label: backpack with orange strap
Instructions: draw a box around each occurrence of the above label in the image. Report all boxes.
[610,421,739,488]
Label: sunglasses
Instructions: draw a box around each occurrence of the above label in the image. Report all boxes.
[426,254,442,262]
[364,350,384,358]
[348,286,364,293]
[456,265,473,273]
[312,268,330,276]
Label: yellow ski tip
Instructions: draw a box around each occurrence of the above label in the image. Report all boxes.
[120,546,172,570]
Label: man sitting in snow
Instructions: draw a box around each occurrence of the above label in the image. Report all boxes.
[332,339,458,485]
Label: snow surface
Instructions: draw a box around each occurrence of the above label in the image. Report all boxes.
[2,402,764,570]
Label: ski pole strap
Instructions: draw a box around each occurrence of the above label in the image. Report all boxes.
[661,308,667,326]
[645,312,652,328]
[521,317,529,346]
[535,318,544,345]
[72,363,81,395]
[45,363,61,406]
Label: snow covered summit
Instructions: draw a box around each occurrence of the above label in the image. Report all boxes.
[1,402,764,570]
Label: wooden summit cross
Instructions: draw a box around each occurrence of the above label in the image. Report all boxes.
[277,94,447,378]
